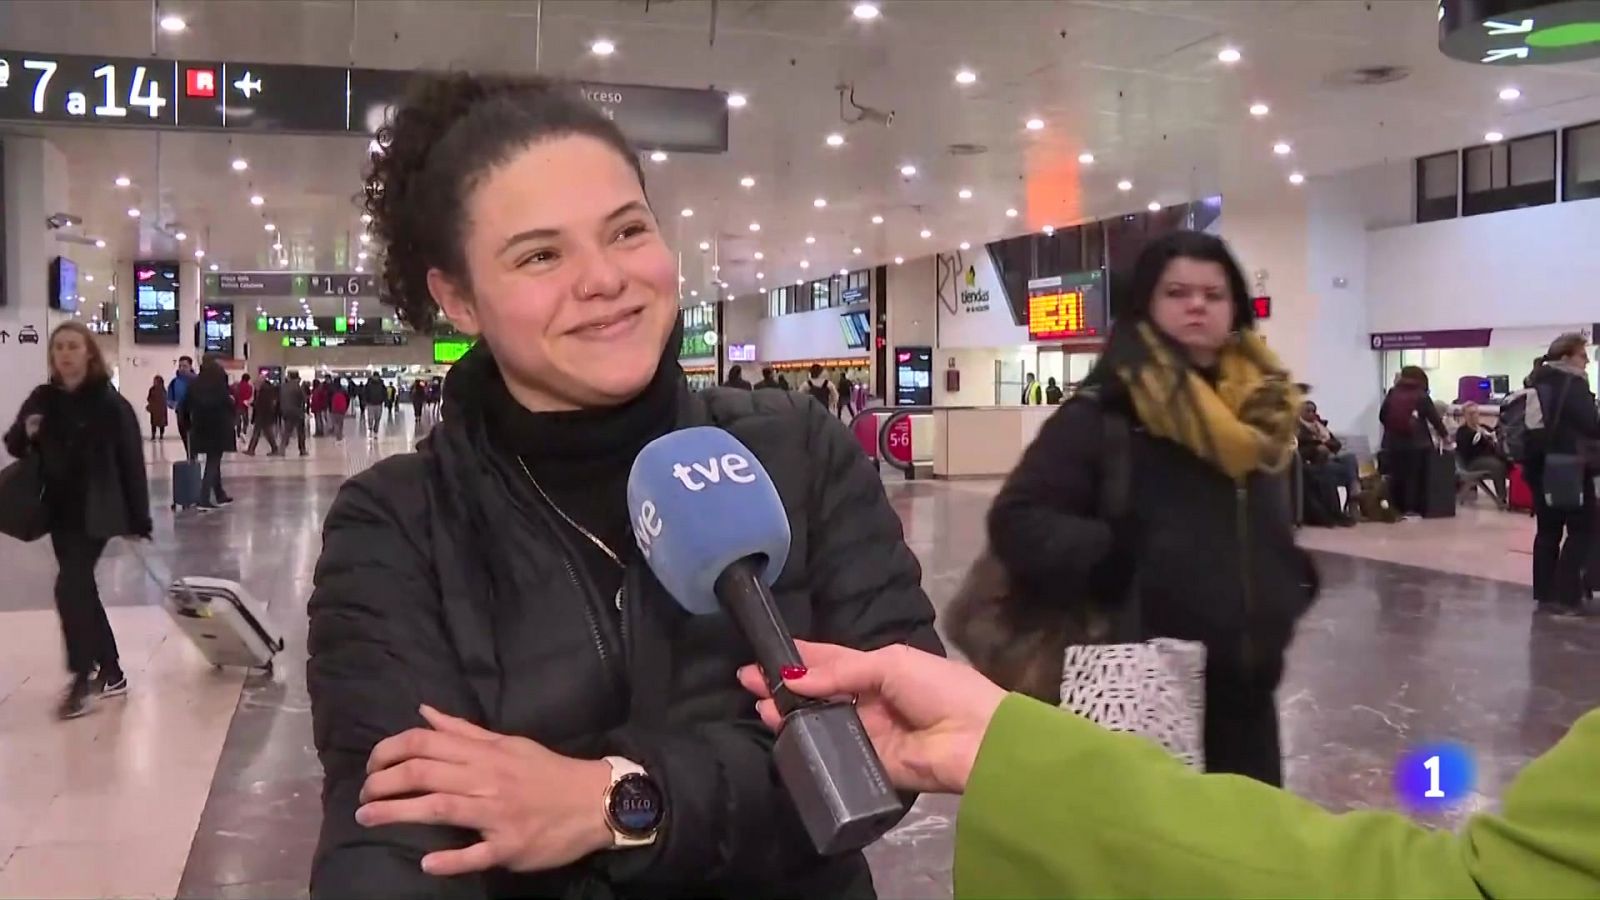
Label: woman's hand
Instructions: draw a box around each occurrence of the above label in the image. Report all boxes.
[23,415,42,439]
[737,641,1006,795]
[357,705,614,876]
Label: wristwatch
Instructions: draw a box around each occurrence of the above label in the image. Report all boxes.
[602,756,663,848]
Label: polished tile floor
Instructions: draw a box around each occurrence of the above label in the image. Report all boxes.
[1,411,1596,899]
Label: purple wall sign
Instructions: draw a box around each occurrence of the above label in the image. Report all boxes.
[1369,329,1493,351]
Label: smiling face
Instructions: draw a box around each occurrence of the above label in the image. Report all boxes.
[427,134,679,412]
[1148,256,1234,365]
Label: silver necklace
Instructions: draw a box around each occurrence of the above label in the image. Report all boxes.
[516,456,625,609]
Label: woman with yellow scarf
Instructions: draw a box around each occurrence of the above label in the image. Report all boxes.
[980,230,1316,786]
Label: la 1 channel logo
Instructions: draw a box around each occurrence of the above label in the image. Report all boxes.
[1393,741,1478,813]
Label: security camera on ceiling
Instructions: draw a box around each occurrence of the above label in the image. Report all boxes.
[45,212,84,230]
[838,84,894,128]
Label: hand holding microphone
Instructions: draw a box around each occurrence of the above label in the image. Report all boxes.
[628,427,906,855]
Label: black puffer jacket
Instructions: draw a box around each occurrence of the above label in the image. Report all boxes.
[307,352,941,899]
[988,392,1317,782]
[5,378,152,538]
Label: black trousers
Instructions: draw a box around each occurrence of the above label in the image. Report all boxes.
[201,451,226,505]
[1531,473,1593,608]
[50,531,118,677]
[1385,447,1430,516]
[1203,671,1283,786]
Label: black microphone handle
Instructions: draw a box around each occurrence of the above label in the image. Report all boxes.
[713,557,815,717]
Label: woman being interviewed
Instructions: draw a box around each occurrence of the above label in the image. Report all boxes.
[305,73,940,898]
[981,230,1316,786]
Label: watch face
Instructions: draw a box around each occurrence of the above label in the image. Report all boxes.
[608,773,664,837]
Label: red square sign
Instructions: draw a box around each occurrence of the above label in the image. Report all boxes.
[186,68,217,98]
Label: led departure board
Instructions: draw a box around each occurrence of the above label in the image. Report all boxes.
[0,51,728,151]
[205,271,378,298]
[1026,271,1107,343]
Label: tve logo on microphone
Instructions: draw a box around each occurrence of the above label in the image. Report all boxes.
[627,428,792,614]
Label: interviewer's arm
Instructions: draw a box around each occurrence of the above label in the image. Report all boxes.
[956,696,1600,899]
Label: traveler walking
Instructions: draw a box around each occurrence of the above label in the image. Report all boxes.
[167,355,195,453]
[410,378,426,421]
[837,372,856,417]
[1044,376,1064,405]
[756,367,782,390]
[245,376,282,456]
[724,364,752,389]
[145,375,169,440]
[362,374,387,436]
[805,363,836,412]
[1522,333,1600,617]
[4,322,151,719]
[969,230,1316,786]
[310,378,329,437]
[280,371,310,456]
[329,384,349,442]
[306,71,940,898]
[179,356,237,510]
[1379,367,1449,519]
[232,372,253,438]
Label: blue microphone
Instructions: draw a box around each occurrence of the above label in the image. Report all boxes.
[628,427,904,855]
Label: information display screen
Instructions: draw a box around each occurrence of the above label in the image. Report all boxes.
[208,271,378,298]
[202,303,234,357]
[133,260,180,345]
[50,256,78,312]
[434,337,475,364]
[895,347,933,407]
[1026,270,1107,342]
[255,314,385,333]
[840,310,871,350]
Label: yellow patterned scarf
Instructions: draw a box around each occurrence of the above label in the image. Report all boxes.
[1118,322,1301,482]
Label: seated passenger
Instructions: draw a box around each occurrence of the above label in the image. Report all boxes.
[1456,401,1508,508]
[306,73,941,897]
[1296,400,1356,526]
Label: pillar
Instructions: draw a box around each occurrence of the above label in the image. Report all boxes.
[114,259,200,432]
[0,136,67,457]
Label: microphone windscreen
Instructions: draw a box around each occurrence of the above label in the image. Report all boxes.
[627,427,791,615]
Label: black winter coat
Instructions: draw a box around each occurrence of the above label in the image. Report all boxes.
[181,375,236,455]
[5,379,152,538]
[987,394,1317,783]
[1523,364,1600,484]
[307,367,941,898]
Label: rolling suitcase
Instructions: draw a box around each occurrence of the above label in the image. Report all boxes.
[1509,463,1535,514]
[129,542,284,673]
[1422,449,1457,519]
[171,459,202,510]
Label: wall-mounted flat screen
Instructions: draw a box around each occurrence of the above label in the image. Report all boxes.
[726,343,757,362]
[133,260,181,345]
[1026,270,1106,342]
[50,256,79,312]
[840,309,871,350]
[895,346,932,406]
[202,303,235,357]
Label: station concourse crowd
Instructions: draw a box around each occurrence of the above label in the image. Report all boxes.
[2,0,1600,897]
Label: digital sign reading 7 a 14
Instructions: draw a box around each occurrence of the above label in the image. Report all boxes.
[1026,270,1107,343]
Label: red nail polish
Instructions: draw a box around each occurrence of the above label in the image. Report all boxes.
[780,665,808,680]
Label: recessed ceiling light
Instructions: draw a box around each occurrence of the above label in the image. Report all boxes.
[1498,87,1521,101]
[1005,208,1018,217]
[84,274,94,282]
[174,231,187,241]
[826,133,845,147]
[209,263,219,272]
[1485,130,1505,143]
[839,268,850,276]
[805,235,816,244]
[800,260,810,269]
[1249,102,1270,117]
[1025,117,1045,131]
[958,187,973,200]
[749,222,761,232]
[795,279,804,286]
[1042,225,1055,235]
[679,275,687,283]
[194,249,205,259]
[159,14,186,33]
[698,241,711,251]
[900,164,918,177]
[114,175,131,188]
[853,2,880,21]
[94,239,106,248]
[871,214,884,225]
[650,150,668,163]
[757,272,765,279]
[264,223,276,232]
[740,175,756,188]
[954,69,977,85]
[813,197,827,208]
[250,194,264,206]
[1078,152,1095,165]
[852,247,863,255]
[1289,172,1306,185]
[357,251,369,260]
[107,284,116,291]
[354,265,364,273]
[1272,141,1292,155]
[712,264,721,273]
[1117,179,1133,191]
[727,92,748,109]
[920,228,932,239]
[681,208,694,217]
[127,207,141,218]
[1218,47,1242,63]
[359,233,371,244]
[1147,201,1161,212]
[590,38,616,56]
[231,158,249,171]
[894,256,904,265]
[959,241,971,250]
[690,289,698,297]
[754,251,765,261]
[360,213,373,224]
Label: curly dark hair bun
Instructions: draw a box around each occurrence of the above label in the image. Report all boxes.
[362,72,642,333]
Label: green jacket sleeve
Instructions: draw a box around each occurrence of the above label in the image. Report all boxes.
[954,695,1600,899]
